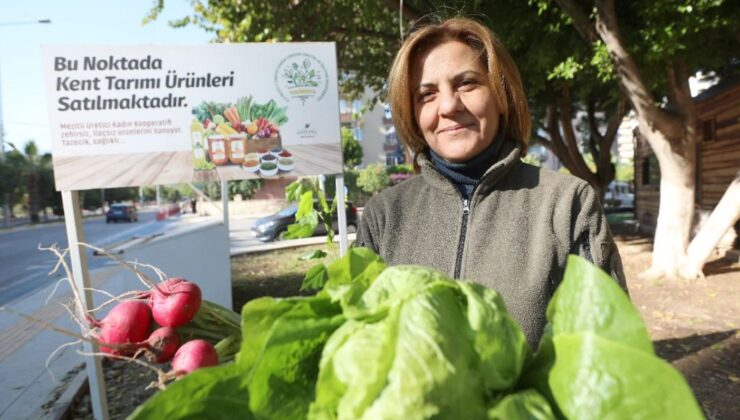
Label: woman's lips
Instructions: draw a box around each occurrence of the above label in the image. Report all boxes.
[439,124,472,133]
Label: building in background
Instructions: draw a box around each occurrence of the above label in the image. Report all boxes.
[339,90,405,168]
[614,113,637,169]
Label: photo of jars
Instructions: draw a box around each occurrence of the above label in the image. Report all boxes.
[190,95,295,177]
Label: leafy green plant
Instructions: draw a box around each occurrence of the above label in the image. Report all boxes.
[341,127,363,169]
[130,250,702,419]
[282,178,337,248]
[356,163,391,196]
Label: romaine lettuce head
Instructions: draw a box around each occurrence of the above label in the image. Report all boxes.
[309,266,530,420]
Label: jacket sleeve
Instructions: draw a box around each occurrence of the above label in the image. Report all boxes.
[353,197,380,253]
[571,183,628,293]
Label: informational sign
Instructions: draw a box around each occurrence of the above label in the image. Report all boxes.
[42,43,343,191]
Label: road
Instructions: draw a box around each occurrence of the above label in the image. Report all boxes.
[0,209,170,306]
[0,208,339,306]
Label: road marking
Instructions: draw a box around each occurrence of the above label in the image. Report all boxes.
[24,264,52,271]
[98,220,157,248]
[0,272,45,295]
[0,266,125,363]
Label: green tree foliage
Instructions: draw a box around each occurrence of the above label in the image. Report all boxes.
[341,127,363,169]
[6,141,53,223]
[206,180,265,200]
[228,180,265,200]
[145,0,407,100]
[0,152,24,212]
[142,181,264,202]
[357,163,391,196]
[615,162,634,183]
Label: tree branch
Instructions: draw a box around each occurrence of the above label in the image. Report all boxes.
[592,0,677,134]
[666,59,696,123]
[557,87,598,185]
[547,104,573,169]
[586,99,602,161]
[554,0,598,42]
[596,99,626,186]
[533,134,554,152]
[385,0,423,22]
[330,26,399,44]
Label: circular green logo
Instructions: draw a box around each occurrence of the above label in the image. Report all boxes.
[275,53,329,105]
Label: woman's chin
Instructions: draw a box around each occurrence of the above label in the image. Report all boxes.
[435,144,480,162]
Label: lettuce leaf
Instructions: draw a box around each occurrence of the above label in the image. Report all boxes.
[309,266,530,419]
[548,255,653,353]
[486,389,555,420]
[129,363,254,419]
[549,333,703,419]
[521,255,703,419]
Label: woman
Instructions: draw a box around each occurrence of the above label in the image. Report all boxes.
[355,17,626,347]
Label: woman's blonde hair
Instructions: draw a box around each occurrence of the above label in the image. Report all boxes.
[387,17,530,170]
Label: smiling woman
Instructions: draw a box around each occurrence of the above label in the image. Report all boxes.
[411,40,500,163]
[354,16,627,348]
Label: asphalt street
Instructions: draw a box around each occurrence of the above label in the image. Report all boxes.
[0,209,167,306]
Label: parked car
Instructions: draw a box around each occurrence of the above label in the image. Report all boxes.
[604,181,634,211]
[251,200,359,242]
[106,203,138,223]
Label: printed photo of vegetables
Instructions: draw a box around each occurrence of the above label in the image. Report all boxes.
[189,96,295,178]
[193,96,288,138]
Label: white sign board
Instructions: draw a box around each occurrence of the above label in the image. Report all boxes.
[42,43,343,191]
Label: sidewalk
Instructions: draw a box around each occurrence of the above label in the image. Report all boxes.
[0,265,139,420]
[0,214,355,419]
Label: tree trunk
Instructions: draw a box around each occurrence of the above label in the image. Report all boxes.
[637,118,697,279]
[680,171,740,279]
[589,0,699,280]
[28,172,41,223]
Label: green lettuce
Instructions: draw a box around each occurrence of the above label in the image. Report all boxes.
[309,266,530,419]
[130,251,702,420]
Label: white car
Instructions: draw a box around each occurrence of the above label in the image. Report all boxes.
[604,181,634,210]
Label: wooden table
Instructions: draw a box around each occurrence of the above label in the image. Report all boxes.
[53,143,343,190]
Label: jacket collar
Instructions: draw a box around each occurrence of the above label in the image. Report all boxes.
[418,139,521,197]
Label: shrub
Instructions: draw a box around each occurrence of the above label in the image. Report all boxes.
[357,163,391,196]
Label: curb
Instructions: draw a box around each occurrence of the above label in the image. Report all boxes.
[230,233,357,256]
[34,366,89,420]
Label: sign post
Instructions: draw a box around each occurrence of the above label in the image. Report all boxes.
[221,180,229,233]
[335,175,348,256]
[61,190,109,420]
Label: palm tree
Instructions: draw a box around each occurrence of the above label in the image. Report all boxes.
[9,141,53,223]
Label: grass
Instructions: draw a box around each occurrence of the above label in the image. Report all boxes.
[230,244,333,310]
[606,210,635,225]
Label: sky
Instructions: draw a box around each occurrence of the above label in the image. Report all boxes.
[0,0,213,154]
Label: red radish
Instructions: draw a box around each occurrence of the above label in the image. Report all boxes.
[146,327,181,363]
[149,278,202,328]
[171,339,218,376]
[92,300,152,356]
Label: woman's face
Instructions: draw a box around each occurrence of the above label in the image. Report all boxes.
[411,40,500,163]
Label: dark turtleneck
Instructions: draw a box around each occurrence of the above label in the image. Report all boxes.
[429,137,501,200]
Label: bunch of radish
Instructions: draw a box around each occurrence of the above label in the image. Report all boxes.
[86,278,219,377]
[37,243,243,388]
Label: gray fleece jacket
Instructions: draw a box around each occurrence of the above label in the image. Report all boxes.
[355,140,626,348]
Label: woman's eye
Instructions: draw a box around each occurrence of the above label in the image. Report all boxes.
[459,79,478,90]
[417,91,435,102]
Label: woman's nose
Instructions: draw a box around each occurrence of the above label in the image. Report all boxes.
[438,89,463,116]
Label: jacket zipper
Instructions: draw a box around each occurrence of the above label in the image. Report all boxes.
[453,198,470,279]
